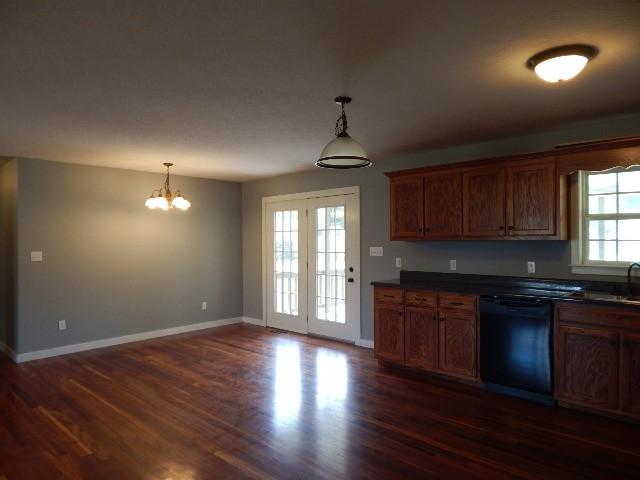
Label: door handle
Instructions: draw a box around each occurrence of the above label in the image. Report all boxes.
[348,278,354,283]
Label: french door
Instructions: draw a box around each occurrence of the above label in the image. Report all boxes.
[265,191,360,343]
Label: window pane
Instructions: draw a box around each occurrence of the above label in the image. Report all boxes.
[619,241,640,262]
[588,173,616,195]
[588,194,617,214]
[619,193,640,213]
[619,171,640,193]
[588,240,616,261]
[619,219,640,240]
[589,220,616,240]
[317,208,325,230]
[275,211,283,231]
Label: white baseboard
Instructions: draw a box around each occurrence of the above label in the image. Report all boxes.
[0,341,17,362]
[356,338,374,349]
[242,316,266,326]
[14,316,243,363]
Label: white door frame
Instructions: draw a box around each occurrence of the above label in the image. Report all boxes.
[261,186,360,343]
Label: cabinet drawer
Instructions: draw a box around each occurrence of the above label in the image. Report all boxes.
[438,293,477,311]
[406,290,436,307]
[375,288,404,304]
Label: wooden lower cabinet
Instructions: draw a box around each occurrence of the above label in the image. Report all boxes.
[621,333,640,416]
[374,303,404,363]
[404,306,438,370]
[374,288,478,382]
[555,324,619,411]
[438,308,477,379]
[555,303,640,420]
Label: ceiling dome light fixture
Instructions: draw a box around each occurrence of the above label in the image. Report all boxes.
[145,163,190,211]
[527,44,598,83]
[316,96,371,169]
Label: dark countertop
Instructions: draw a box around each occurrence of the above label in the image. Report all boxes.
[371,271,640,311]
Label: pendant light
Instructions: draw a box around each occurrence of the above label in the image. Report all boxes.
[316,96,371,169]
[527,44,598,83]
[145,163,191,211]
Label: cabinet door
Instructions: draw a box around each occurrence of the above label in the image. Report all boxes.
[374,303,404,363]
[621,333,640,416]
[438,309,477,378]
[424,172,462,238]
[462,167,505,237]
[404,307,438,370]
[390,176,424,239]
[555,324,619,410]
[506,160,556,235]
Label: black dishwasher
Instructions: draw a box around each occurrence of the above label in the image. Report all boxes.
[479,296,553,404]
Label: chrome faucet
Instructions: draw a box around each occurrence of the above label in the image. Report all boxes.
[629,263,640,296]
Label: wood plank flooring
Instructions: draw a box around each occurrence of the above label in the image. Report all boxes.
[1,324,639,479]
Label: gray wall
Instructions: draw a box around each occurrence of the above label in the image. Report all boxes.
[15,158,242,354]
[242,113,640,340]
[0,159,18,350]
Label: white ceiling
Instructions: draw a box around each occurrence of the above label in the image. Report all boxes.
[1,0,639,181]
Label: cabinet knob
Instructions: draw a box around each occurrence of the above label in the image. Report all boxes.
[499,226,505,230]
[508,226,514,230]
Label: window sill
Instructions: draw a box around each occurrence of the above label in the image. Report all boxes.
[570,264,630,276]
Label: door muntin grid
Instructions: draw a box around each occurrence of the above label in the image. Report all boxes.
[273,210,299,315]
[315,206,346,324]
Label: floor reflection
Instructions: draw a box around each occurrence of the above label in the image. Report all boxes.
[273,340,302,425]
[316,348,348,409]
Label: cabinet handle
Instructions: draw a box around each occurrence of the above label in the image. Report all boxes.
[610,339,618,346]
[499,226,505,230]
[508,226,514,230]
[383,295,395,298]
[418,227,423,232]
[448,301,464,306]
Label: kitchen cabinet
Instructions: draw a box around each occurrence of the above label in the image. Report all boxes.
[555,324,619,411]
[506,159,556,236]
[621,333,640,416]
[374,287,478,381]
[424,171,462,238]
[555,303,640,420]
[438,308,477,378]
[404,306,438,370]
[462,166,506,237]
[374,300,404,363]
[390,176,424,239]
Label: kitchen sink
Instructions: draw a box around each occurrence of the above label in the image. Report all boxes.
[569,291,640,304]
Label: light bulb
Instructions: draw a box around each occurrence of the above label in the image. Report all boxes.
[172,194,190,210]
[534,55,589,83]
[156,196,169,210]
[145,196,157,209]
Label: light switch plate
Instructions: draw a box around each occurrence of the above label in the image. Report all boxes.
[528,261,536,274]
[395,257,402,268]
[58,320,66,331]
[369,246,383,257]
[201,301,207,311]
[31,251,43,262]
[449,259,457,271]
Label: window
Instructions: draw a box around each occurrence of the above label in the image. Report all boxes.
[581,168,640,266]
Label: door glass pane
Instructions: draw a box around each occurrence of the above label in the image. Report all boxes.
[273,210,298,315]
[315,206,346,324]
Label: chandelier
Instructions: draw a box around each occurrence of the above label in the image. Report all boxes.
[145,163,190,211]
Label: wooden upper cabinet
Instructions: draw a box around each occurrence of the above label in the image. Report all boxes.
[374,303,404,363]
[506,160,556,236]
[438,309,477,378]
[424,172,462,238]
[390,176,424,239]
[404,306,438,370]
[463,167,506,237]
[555,324,619,411]
[621,333,640,416]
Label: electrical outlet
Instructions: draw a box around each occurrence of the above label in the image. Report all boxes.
[58,319,67,331]
[31,251,43,262]
[395,257,402,268]
[528,261,536,274]
[201,301,207,311]
[449,259,457,271]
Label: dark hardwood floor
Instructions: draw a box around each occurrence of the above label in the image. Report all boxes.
[1,324,639,479]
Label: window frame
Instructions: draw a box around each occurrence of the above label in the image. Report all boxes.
[571,167,640,274]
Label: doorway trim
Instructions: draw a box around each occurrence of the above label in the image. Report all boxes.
[261,186,360,342]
